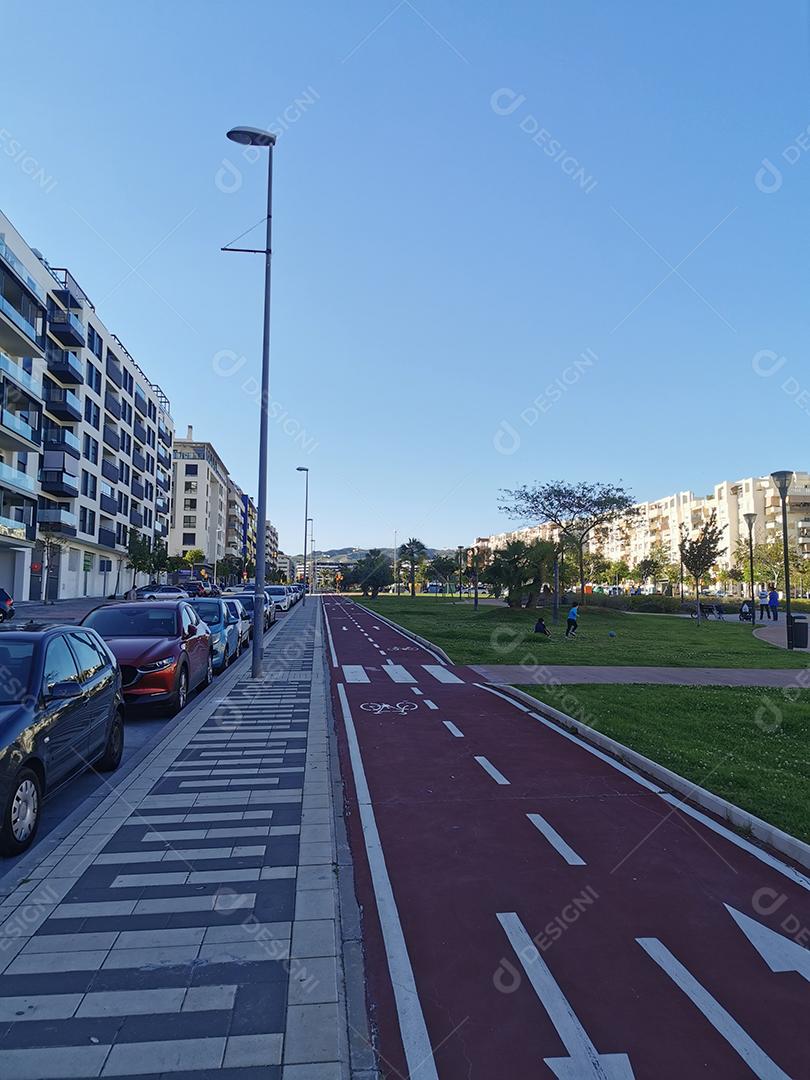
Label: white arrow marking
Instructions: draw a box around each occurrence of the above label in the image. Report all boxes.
[638,937,791,1080]
[725,905,810,982]
[498,912,635,1078]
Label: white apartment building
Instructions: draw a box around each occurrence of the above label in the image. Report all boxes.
[0,209,173,600]
[477,472,810,574]
[169,427,228,564]
[265,521,278,573]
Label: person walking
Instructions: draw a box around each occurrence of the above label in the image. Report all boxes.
[758,586,770,621]
[768,585,780,622]
[565,602,579,638]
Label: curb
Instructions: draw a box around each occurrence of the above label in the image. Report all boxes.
[350,602,452,665]
[496,683,810,872]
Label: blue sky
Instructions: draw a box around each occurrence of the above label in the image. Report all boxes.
[3,1,809,553]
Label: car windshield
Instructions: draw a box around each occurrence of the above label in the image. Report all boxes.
[0,641,34,703]
[189,600,221,624]
[85,607,179,638]
[225,601,243,617]
[267,588,285,595]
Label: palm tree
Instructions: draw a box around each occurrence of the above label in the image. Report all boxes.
[398,537,427,597]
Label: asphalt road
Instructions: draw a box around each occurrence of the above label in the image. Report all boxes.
[323,594,809,1080]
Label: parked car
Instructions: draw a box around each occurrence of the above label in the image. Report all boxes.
[229,592,274,631]
[0,624,124,855]
[182,581,209,597]
[265,585,290,612]
[137,585,189,601]
[223,598,251,652]
[187,597,239,672]
[82,601,212,714]
[0,588,15,622]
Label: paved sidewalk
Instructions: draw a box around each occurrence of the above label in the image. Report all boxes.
[754,619,810,652]
[473,663,810,686]
[0,601,352,1079]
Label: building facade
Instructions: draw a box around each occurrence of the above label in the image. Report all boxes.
[265,521,278,573]
[476,472,810,576]
[169,426,228,565]
[0,209,173,600]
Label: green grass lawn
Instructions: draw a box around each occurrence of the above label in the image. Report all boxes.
[518,684,810,842]
[355,596,809,668]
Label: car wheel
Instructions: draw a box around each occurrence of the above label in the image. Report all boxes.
[0,767,42,856]
[203,651,213,687]
[96,709,124,772]
[0,610,6,623]
[171,666,188,716]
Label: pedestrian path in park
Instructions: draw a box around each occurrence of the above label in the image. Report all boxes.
[0,601,348,1079]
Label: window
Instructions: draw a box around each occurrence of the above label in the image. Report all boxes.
[143,507,152,527]
[120,431,131,455]
[117,492,129,515]
[148,401,157,421]
[66,631,105,680]
[146,426,156,448]
[183,515,196,527]
[68,547,80,572]
[184,498,197,511]
[81,470,97,499]
[42,635,81,694]
[120,400,132,425]
[182,532,196,546]
[84,399,100,429]
[119,462,130,485]
[144,481,153,501]
[185,464,198,475]
[180,605,195,635]
[122,369,133,395]
[116,522,128,546]
[86,360,102,394]
[87,326,103,360]
[79,507,96,535]
[146,454,154,474]
[184,481,197,493]
[83,434,99,464]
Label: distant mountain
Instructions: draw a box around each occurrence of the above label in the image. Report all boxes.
[289,546,456,563]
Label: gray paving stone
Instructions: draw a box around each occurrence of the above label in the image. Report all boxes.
[0,1043,110,1078]
[284,1002,341,1064]
[0,991,83,1021]
[114,926,206,949]
[77,987,186,1017]
[197,940,290,964]
[223,1032,284,1067]
[22,931,118,953]
[291,920,336,959]
[182,984,237,1012]
[296,864,334,890]
[203,920,290,944]
[295,889,336,922]
[101,1035,225,1075]
[6,949,110,974]
[287,956,338,1005]
[282,1062,342,1079]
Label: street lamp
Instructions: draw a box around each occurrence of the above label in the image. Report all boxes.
[743,512,757,627]
[771,471,794,648]
[296,467,309,604]
[225,125,276,678]
[307,518,314,596]
[457,545,465,597]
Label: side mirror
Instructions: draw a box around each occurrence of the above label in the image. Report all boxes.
[49,681,82,700]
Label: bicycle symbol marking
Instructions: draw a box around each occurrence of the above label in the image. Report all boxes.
[360,701,419,716]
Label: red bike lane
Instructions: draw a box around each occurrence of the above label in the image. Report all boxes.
[324,596,809,1079]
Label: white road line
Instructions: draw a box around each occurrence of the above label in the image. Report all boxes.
[443,721,464,738]
[474,756,510,785]
[323,605,338,667]
[499,912,634,1077]
[411,688,423,696]
[725,905,810,981]
[423,699,438,710]
[422,664,463,684]
[336,684,438,1080]
[382,665,416,684]
[342,665,370,684]
[638,937,790,1079]
[527,814,586,865]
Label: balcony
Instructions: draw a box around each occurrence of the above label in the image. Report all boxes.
[46,345,83,384]
[50,269,86,312]
[101,458,119,484]
[42,385,81,422]
[0,352,41,398]
[134,387,147,415]
[158,421,172,447]
[99,492,118,516]
[0,294,43,358]
[40,470,79,498]
[131,477,145,501]
[129,508,144,529]
[0,513,28,541]
[157,444,171,470]
[105,354,123,388]
[132,448,146,473]
[154,519,167,538]
[156,471,169,493]
[48,307,86,349]
[104,390,122,420]
[102,424,120,451]
[0,404,39,453]
[37,507,77,536]
[0,461,36,497]
[98,526,117,549]
[155,494,169,515]
[133,417,147,443]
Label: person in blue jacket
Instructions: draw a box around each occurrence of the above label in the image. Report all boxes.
[768,585,780,622]
[565,602,579,638]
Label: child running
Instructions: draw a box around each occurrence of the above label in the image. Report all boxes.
[565,602,579,638]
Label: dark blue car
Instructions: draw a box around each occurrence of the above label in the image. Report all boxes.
[0,624,124,856]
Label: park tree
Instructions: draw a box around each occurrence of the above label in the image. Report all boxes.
[151,540,169,582]
[634,541,670,588]
[427,555,456,595]
[126,531,153,588]
[39,530,68,604]
[351,549,393,597]
[398,537,427,597]
[218,554,243,585]
[481,540,529,607]
[679,511,726,623]
[605,558,630,586]
[184,548,205,566]
[733,538,801,589]
[499,480,637,600]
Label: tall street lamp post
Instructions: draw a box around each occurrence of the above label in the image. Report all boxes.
[743,512,757,628]
[225,126,276,678]
[771,471,794,648]
[297,467,309,604]
[308,518,314,596]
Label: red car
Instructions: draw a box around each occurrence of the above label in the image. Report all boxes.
[82,601,213,713]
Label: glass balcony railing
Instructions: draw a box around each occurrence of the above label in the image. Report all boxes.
[43,427,81,454]
[1,409,38,444]
[0,460,36,494]
[37,507,77,528]
[0,351,41,397]
[0,238,45,301]
[0,513,27,540]
[0,295,39,344]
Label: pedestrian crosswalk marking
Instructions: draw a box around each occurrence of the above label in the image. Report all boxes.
[343,665,370,683]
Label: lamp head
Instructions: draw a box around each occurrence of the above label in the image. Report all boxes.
[226,126,276,147]
[743,511,757,532]
[296,466,308,473]
[771,471,793,498]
